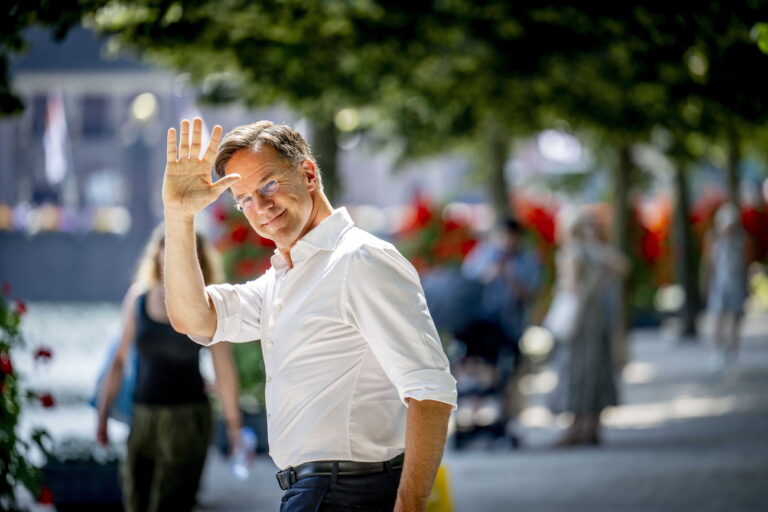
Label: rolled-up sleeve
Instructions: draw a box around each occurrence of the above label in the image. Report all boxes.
[187,276,266,345]
[345,244,457,409]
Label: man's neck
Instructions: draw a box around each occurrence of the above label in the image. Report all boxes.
[280,194,334,269]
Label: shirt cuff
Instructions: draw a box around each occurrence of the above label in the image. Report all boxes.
[187,285,243,345]
[396,369,458,410]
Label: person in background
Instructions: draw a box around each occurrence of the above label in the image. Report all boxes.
[702,202,748,371]
[463,218,542,357]
[549,209,628,447]
[96,225,241,512]
[460,218,542,444]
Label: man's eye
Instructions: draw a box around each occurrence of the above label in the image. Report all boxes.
[242,196,254,207]
[261,180,279,197]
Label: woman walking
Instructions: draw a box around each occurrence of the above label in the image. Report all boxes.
[97,225,241,512]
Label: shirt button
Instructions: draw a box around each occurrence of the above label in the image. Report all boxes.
[275,301,284,311]
[267,376,272,383]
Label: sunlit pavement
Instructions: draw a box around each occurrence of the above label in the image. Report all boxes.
[16,305,768,511]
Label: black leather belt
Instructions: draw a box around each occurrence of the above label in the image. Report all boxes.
[276,453,404,490]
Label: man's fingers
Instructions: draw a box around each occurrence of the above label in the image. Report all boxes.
[203,125,223,165]
[211,174,241,195]
[180,119,190,158]
[191,118,203,158]
[167,128,178,162]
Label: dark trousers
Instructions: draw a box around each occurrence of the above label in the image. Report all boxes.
[280,465,402,512]
[123,402,211,512]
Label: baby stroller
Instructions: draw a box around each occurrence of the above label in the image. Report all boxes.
[421,267,521,450]
[451,317,521,450]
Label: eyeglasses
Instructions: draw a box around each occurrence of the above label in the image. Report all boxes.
[234,179,280,212]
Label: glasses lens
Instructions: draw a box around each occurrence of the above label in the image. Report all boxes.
[260,180,279,197]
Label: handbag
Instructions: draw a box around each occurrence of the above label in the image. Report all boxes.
[89,336,138,424]
[543,290,581,342]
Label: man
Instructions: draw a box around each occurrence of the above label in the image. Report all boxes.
[162,118,457,511]
[458,218,541,447]
[463,218,542,348]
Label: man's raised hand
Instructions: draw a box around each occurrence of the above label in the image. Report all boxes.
[162,118,240,218]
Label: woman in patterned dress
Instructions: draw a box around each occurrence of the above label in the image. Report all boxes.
[549,209,628,446]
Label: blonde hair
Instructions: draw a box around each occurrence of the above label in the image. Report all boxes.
[558,205,605,244]
[134,224,224,288]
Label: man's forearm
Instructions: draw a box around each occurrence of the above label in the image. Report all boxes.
[164,212,217,337]
[395,398,453,511]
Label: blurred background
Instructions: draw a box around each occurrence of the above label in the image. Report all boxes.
[2,2,768,511]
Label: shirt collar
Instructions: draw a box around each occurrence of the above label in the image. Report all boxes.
[270,207,355,269]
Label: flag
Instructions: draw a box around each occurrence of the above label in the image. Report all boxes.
[43,92,69,186]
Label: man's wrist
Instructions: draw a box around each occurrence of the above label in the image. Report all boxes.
[163,208,196,224]
[395,489,428,510]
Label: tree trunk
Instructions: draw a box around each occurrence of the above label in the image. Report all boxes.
[673,163,701,340]
[726,128,741,206]
[612,145,633,336]
[486,128,511,219]
[311,117,340,203]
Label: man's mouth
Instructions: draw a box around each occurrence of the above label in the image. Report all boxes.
[263,210,286,227]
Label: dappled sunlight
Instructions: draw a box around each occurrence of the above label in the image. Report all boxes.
[518,405,557,428]
[622,362,657,384]
[519,394,746,431]
[603,395,741,429]
[519,369,559,395]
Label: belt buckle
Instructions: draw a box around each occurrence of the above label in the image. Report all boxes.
[276,468,297,490]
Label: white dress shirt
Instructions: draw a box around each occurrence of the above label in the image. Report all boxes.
[190,208,457,469]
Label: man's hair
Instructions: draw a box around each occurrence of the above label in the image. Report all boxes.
[214,121,319,184]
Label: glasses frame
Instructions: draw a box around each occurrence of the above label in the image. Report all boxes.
[233,179,280,212]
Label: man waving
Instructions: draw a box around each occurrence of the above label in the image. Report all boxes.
[162,118,457,512]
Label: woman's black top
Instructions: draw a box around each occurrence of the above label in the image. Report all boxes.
[133,293,207,405]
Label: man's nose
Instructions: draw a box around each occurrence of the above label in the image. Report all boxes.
[253,192,274,213]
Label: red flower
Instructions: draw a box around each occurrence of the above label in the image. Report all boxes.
[231,225,249,244]
[37,486,54,505]
[256,235,276,248]
[443,219,461,232]
[401,195,433,234]
[15,299,27,315]
[34,347,53,363]
[460,239,478,257]
[525,206,557,245]
[640,231,662,263]
[0,352,12,375]
[39,392,55,408]
[1,281,10,296]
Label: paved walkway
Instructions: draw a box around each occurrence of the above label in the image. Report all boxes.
[16,304,768,511]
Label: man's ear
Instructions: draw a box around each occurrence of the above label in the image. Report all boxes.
[301,160,319,191]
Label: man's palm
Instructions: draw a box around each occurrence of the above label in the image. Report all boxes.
[163,118,240,216]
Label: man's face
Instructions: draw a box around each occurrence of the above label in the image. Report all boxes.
[225,146,317,250]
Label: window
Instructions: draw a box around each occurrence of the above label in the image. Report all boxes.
[80,95,113,138]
